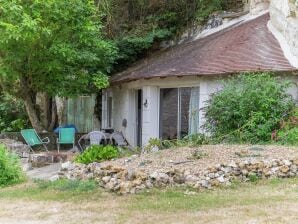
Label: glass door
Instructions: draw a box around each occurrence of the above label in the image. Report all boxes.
[160,87,200,140]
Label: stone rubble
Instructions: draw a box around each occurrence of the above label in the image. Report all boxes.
[0,138,30,158]
[58,157,298,194]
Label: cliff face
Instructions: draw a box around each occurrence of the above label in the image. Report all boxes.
[270,0,298,59]
[249,0,271,14]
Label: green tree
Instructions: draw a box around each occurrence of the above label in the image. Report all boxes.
[0,0,116,131]
[203,73,295,143]
[96,0,229,71]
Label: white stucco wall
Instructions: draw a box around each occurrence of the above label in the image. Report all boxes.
[249,0,271,15]
[284,74,298,103]
[102,87,137,146]
[198,78,223,133]
[142,86,160,146]
[103,74,297,147]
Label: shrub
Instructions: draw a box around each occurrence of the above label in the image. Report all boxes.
[158,134,211,150]
[75,145,119,164]
[248,173,259,183]
[203,73,295,143]
[0,93,29,133]
[277,108,298,145]
[278,128,298,145]
[0,144,24,187]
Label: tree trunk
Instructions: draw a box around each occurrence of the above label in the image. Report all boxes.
[56,96,66,126]
[36,92,50,129]
[23,94,45,132]
[48,98,57,131]
[20,77,45,132]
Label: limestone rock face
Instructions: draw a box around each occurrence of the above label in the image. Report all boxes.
[250,0,271,15]
[270,0,298,58]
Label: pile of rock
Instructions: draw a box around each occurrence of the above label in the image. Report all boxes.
[0,138,30,158]
[58,157,298,194]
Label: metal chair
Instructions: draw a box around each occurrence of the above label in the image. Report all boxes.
[21,129,49,152]
[57,128,75,153]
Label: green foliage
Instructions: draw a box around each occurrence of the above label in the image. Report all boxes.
[115,29,172,69]
[203,73,295,143]
[161,134,211,149]
[142,138,161,153]
[277,108,298,145]
[35,179,97,192]
[0,93,29,133]
[188,149,208,160]
[0,144,24,187]
[248,173,259,183]
[75,145,119,164]
[278,128,298,145]
[0,0,117,97]
[97,0,229,71]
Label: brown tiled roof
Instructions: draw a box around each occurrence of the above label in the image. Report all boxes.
[111,13,296,84]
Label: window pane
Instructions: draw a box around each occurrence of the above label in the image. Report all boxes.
[160,88,178,140]
[179,88,191,138]
[188,87,200,135]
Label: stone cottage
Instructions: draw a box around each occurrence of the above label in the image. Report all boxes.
[101,0,298,147]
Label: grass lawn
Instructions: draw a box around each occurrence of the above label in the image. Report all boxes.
[0,178,297,224]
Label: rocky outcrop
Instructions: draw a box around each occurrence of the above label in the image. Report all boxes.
[0,138,30,158]
[59,158,298,194]
[270,0,298,60]
[250,0,270,15]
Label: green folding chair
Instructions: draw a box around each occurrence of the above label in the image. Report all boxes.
[21,129,49,152]
[57,128,75,153]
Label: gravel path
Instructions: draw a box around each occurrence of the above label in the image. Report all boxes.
[26,163,61,180]
[101,145,298,174]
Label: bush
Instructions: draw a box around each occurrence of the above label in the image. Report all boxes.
[278,128,298,145]
[0,93,29,133]
[277,108,298,145]
[75,145,119,164]
[0,144,24,187]
[203,73,295,143]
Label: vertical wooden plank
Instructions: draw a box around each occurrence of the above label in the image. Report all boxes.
[67,98,75,126]
[67,95,97,133]
[77,96,84,133]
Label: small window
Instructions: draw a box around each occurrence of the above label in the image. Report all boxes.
[107,96,113,127]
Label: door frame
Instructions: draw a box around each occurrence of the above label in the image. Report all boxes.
[136,89,142,147]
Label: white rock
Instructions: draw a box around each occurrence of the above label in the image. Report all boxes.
[61,161,74,170]
[283,160,292,166]
[22,163,32,172]
[159,173,169,183]
[217,175,225,183]
[200,180,209,188]
[102,176,111,183]
[228,161,237,168]
[49,175,60,182]
[271,167,279,173]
